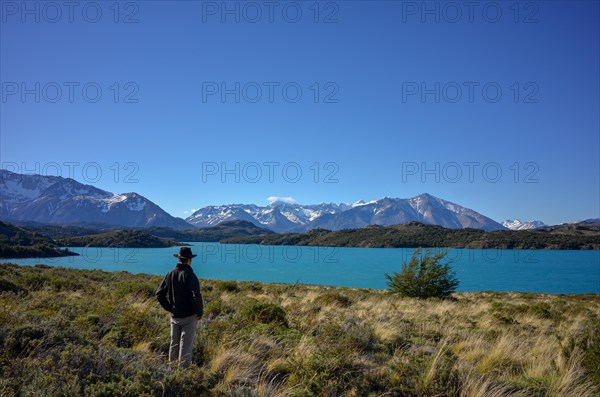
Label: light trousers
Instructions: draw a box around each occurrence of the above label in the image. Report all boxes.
[169,315,198,368]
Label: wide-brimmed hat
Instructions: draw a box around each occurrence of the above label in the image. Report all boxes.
[174,247,197,259]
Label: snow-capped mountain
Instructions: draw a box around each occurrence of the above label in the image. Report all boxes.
[307,194,505,231]
[186,201,352,233]
[502,219,547,230]
[0,170,191,229]
[187,193,506,232]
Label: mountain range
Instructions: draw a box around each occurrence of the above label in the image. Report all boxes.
[0,170,190,229]
[186,194,506,232]
[0,170,574,233]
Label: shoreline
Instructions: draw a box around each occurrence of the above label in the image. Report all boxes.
[1,262,599,296]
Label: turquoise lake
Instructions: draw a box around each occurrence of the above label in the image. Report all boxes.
[2,243,599,294]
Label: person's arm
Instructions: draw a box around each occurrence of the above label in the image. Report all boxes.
[188,275,204,319]
[156,276,172,313]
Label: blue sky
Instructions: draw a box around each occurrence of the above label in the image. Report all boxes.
[1,0,598,225]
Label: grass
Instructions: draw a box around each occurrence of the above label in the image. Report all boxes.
[0,262,598,396]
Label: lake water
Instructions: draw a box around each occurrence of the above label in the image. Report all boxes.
[2,243,599,294]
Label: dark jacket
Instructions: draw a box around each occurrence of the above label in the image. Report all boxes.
[156,263,203,318]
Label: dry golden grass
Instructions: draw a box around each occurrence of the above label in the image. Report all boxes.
[1,264,598,396]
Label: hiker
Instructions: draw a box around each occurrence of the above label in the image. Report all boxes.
[156,247,204,368]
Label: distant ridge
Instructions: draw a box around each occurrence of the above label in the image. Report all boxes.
[0,220,78,258]
[56,229,184,248]
[221,221,600,250]
[143,220,274,242]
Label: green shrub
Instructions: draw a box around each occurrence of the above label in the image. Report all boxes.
[204,300,232,317]
[4,325,46,357]
[315,292,352,308]
[214,280,239,292]
[19,273,50,290]
[245,282,263,292]
[241,301,287,327]
[0,277,28,295]
[102,326,134,348]
[162,368,211,397]
[74,314,102,337]
[50,276,83,292]
[115,280,156,298]
[59,344,97,379]
[528,302,561,321]
[114,309,163,345]
[288,328,370,396]
[84,373,156,397]
[582,318,600,384]
[385,248,458,299]
[317,318,377,354]
[34,264,52,269]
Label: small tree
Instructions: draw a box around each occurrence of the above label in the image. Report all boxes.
[385,247,459,299]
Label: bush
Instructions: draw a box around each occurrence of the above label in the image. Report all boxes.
[34,264,52,269]
[315,292,352,308]
[4,325,46,357]
[115,280,156,298]
[50,276,83,292]
[385,248,458,299]
[204,300,232,317]
[582,318,600,384]
[241,301,288,327]
[0,278,28,295]
[102,326,134,348]
[214,280,239,292]
[162,368,211,397]
[19,273,49,290]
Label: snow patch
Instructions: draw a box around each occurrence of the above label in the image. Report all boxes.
[99,194,128,213]
[352,199,377,207]
[1,180,42,202]
[127,200,146,211]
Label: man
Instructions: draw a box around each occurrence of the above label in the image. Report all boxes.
[156,247,203,368]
